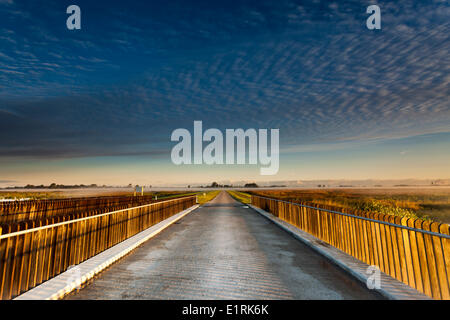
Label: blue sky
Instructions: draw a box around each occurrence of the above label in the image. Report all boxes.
[0,0,449,186]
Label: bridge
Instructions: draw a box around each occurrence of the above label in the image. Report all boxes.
[64,192,378,300]
[1,191,447,300]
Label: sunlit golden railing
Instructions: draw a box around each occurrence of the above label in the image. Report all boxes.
[252,195,450,300]
[0,196,196,299]
[0,195,158,224]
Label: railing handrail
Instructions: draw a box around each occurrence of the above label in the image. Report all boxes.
[252,195,450,240]
[0,194,196,216]
[0,196,196,240]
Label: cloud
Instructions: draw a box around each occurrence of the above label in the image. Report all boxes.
[0,0,448,160]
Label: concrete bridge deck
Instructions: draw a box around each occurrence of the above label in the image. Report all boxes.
[65,191,381,300]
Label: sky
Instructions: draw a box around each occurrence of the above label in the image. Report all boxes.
[0,0,449,186]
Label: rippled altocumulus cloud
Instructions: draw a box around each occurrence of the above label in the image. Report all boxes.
[0,0,448,158]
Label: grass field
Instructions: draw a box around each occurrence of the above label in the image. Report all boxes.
[151,191,198,200]
[0,191,64,200]
[227,190,251,204]
[0,190,195,201]
[4,187,449,224]
[250,188,450,224]
[196,191,220,204]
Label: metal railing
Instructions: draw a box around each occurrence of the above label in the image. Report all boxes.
[252,195,450,300]
[0,195,157,224]
[0,196,196,299]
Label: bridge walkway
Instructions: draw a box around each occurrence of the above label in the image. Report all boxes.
[65,191,381,300]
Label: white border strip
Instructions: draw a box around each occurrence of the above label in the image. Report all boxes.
[14,204,199,300]
[249,204,431,300]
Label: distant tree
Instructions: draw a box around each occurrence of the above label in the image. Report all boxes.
[244,183,259,188]
[211,182,219,188]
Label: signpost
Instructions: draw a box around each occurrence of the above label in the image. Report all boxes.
[134,186,144,196]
